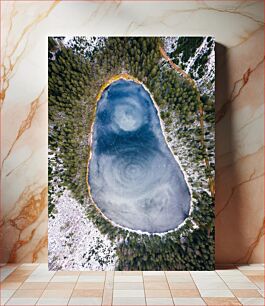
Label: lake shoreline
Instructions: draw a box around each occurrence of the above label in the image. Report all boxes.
[86,73,195,236]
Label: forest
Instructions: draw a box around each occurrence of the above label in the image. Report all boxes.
[48,36,215,270]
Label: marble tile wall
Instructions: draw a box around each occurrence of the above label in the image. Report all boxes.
[1,1,264,263]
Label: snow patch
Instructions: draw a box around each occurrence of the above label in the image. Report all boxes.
[48,190,117,271]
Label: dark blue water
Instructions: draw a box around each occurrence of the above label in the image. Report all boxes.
[88,79,191,233]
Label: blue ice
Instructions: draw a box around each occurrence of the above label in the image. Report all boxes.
[88,80,191,233]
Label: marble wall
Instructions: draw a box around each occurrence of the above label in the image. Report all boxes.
[1,1,264,264]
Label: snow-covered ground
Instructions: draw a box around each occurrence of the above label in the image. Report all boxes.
[63,36,105,58]
[48,190,117,271]
[164,36,215,97]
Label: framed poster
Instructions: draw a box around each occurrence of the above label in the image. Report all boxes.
[48,36,215,270]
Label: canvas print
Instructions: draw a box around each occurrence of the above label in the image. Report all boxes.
[48,36,215,270]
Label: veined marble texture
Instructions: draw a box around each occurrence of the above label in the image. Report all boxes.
[0,0,264,263]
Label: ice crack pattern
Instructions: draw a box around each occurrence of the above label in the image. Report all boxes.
[88,80,191,233]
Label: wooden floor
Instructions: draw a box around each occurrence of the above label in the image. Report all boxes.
[0,264,264,305]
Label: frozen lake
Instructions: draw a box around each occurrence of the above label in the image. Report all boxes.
[88,79,191,233]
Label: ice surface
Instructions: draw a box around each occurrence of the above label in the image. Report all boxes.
[88,80,191,233]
